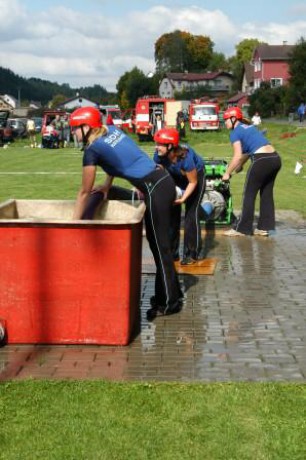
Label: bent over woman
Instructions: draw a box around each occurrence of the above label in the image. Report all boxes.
[70,107,183,320]
[222,106,282,236]
[153,128,206,265]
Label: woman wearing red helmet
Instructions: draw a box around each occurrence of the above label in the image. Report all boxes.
[70,107,183,320]
[222,106,282,236]
[153,128,206,265]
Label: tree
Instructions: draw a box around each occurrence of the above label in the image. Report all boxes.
[116,67,158,109]
[287,37,306,107]
[155,31,214,74]
[235,38,264,63]
[49,94,68,108]
[209,52,229,72]
[248,82,287,117]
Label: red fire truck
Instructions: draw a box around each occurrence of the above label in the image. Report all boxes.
[99,105,123,129]
[189,99,220,131]
[135,96,189,141]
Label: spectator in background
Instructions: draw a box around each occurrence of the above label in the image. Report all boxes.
[52,114,64,147]
[297,103,305,123]
[62,114,71,147]
[251,111,262,127]
[26,116,37,148]
[42,124,59,149]
[176,112,186,140]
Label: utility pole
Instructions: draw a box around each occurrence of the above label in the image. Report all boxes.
[17,88,21,108]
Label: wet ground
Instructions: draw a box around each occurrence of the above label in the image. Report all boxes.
[1,215,305,382]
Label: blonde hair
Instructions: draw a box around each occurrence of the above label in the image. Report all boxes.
[241,117,252,125]
[87,126,108,145]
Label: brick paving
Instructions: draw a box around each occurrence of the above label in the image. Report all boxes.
[1,217,306,382]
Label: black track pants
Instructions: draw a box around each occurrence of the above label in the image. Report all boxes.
[236,152,282,234]
[133,168,182,310]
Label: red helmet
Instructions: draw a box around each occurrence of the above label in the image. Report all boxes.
[154,128,179,147]
[70,107,102,128]
[223,106,243,120]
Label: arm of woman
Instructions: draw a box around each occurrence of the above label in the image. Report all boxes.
[175,169,197,204]
[92,174,114,196]
[222,141,244,180]
[73,165,96,219]
[235,153,249,173]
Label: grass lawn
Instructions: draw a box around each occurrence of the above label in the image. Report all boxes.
[1,381,306,460]
[0,123,306,459]
[0,121,305,216]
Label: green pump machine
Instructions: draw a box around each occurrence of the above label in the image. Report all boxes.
[200,159,235,226]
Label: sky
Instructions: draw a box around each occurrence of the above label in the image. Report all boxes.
[1,0,306,94]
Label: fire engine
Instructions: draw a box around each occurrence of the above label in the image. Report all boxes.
[189,99,220,131]
[99,105,123,129]
[135,96,189,141]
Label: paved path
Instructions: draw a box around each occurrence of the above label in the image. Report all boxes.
[1,216,305,382]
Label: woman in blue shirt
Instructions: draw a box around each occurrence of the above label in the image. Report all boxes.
[153,128,206,265]
[70,107,183,320]
[222,106,282,236]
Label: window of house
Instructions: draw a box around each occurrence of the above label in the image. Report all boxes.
[254,60,261,72]
[254,79,261,90]
[270,78,283,87]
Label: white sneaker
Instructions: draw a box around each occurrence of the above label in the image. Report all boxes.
[254,228,269,236]
[223,229,246,237]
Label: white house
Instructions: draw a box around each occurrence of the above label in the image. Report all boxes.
[56,95,98,110]
[0,94,17,109]
[159,72,234,98]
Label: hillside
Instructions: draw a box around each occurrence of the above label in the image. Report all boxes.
[0,66,110,105]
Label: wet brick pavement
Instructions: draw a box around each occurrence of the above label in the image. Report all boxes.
[1,217,305,382]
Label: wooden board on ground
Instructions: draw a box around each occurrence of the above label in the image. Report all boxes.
[142,258,218,275]
[174,258,218,275]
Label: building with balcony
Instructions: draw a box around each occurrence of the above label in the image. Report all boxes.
[159,71,234,99]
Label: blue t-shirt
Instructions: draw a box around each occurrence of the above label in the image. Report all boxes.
[154,145,204,189]
[230,123,270,155]
[83,126,156,180]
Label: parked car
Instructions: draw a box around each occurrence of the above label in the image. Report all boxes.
[32,116,43,133]
[7,118,27,138]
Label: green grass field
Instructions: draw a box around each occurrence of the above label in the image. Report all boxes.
[0,122,305,216]
[1,381,306,460]
[0,124,306,459]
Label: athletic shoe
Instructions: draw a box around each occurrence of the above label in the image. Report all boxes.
[223,229,246,237]
[180,256,196,265]
[254,228,269,236]
[146,301,182,321]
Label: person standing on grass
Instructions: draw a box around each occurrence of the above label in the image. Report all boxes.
[69,106,183,320]
[297,102,305,123]
[251,111,262,127]
[153,128,206,265]
[62,114,71,147]
[52,114,64,148]
[26,116,37,148]
[222,106,282,237]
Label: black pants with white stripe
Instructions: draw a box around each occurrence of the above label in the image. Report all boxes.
[236,152,282,234]
[170,169,206,260]
[133,168,182,312]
